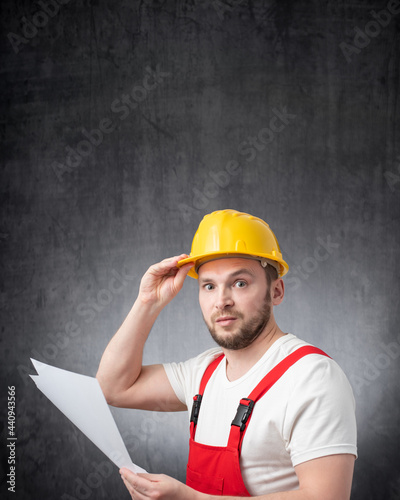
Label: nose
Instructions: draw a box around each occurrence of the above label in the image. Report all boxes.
[215,286,234,310]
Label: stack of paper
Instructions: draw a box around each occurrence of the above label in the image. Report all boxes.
[30,359,146,474]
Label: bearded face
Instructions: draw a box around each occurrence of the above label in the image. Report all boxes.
[203,287,272,350]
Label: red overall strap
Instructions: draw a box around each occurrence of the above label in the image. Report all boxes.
[190,354,225,439]
[227,346,331,451]
[200,354,225,394]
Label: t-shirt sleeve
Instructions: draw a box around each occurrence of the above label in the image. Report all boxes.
[284,355,357,467]
[163,347,223,408]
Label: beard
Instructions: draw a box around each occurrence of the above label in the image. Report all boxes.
[204,289,272,351]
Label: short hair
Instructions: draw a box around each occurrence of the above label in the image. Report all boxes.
[265,263,279,288]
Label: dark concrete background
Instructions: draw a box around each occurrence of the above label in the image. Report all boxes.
[1,1,399,499]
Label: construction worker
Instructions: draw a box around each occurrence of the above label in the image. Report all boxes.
[96,209,357,499]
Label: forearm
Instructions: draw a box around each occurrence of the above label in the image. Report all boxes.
[201,454,353,500]
[204,491,313,500]
[119,472,321,500]
[96,297,161,403]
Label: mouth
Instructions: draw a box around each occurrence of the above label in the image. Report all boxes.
[215,316,237,327]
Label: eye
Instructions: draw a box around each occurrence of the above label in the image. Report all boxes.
[203,283,214,291]
[235,280,246,288]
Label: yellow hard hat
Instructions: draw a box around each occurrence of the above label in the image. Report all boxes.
[178,209,289,279]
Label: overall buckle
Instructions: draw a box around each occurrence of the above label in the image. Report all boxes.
[190,394,202,426]
[231,398,255,431]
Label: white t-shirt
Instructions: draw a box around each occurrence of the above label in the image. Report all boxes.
[163,334,357,496]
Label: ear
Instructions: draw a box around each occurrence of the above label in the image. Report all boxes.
[271,278,284,305]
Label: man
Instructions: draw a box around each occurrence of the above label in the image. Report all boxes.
[96,209,357,499]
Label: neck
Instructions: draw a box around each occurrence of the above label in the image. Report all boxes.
[223,317,286,382]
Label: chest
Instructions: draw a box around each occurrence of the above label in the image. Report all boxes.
[193,369,291,449]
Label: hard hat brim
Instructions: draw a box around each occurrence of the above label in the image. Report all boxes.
[177,252,289,279]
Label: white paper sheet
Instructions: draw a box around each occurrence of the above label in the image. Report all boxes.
[30,358,146,474]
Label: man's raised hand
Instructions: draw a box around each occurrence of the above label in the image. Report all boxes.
[138,254,193,310]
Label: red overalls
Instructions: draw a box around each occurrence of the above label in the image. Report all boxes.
[186,346,330,496]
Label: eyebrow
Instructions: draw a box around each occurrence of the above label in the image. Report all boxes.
[199,268,256,284]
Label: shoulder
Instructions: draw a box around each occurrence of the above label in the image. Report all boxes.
[163,347,223,404]
[165,347,223,374]
[272,334,345,376]
[278,336,356,436]
[279,335,353,391]
[260,334,356,414]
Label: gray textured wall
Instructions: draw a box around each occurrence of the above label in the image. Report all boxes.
[1,1,399,499]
